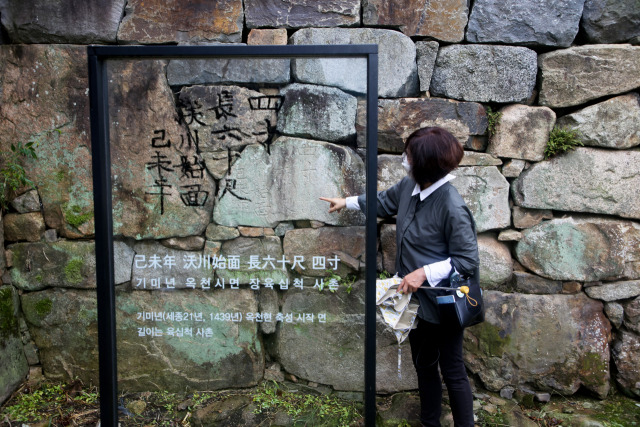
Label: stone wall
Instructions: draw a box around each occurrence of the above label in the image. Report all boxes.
[1,0,640,405]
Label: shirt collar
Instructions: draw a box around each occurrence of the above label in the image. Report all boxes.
[411,174,456,201]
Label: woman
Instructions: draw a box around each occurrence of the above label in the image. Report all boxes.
[320,126,478,427]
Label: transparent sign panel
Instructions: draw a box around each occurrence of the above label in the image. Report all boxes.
[102,50,373,424]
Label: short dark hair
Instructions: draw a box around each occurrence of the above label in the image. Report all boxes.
[404,127,464,186]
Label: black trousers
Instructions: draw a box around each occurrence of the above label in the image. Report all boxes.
[409,318,474,427]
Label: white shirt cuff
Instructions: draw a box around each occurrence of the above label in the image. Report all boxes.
[345,196,360,210]
[423,258,452,287]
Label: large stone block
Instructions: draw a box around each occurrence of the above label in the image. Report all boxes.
[290,28,418,97]
[0,286,28,404]
[584,280,640,302]
[283,227,365,277]
[612,331,640,398]
[451,167,511,233]
[377,155,405,192]
[460,152,502,167]
[245,0,360,28]
[430,45,538,103]
[167,50,290,86]
[117,289,263,391]
[464,291,611,398]
[377,332,419,393]
[509,272,562,295]
[213,137,365,227]
[416,41,439,92]
[538,45,640,108]
[275,282,411,392]
[21,289,99,384]
[466,0,585,47]
[9,241,96,291]
[276,83,357,143]
[117,0,243,44]
[357,98,487,153]
[0,45,93,239]
[512,148,640,219]
[512,206,553,230]
[0,0,125,43]
[478,235,513,288]
[108,60,215,239]
[515,217,640,282]
[363,0,468,42]
[2,212,45,242]
[555,93,640,149]
[21,288,263,391]
[247,29,288,46]
[10,190,40,214]
[276,284,365,391]
[487,105,556,162]
[624,296,640,334]
[581,0,640,43]
[8,241,131,291]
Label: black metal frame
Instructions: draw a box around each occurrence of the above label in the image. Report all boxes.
[88,44,379,426]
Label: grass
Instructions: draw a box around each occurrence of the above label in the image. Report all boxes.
[544,126,583,159]
[0,140,38,212]
[1,380,363,426]
[252,382,362,426]
[1,381,98,425]
[5,380,638,427]
[322,271,358,294]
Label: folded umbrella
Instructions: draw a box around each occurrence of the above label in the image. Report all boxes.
[376,276,419,379]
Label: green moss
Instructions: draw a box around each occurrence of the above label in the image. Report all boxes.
[63,204,94,229]
[252,382,361,426]
[579,352,608,388]
[473,322,511,357]
[64,258,84,284]
[35,274,43,283]
[476,406,510,426]
[592,394,640,426]
[0,287,18,335]
[54,170,66,183]
[544,126,583,159]
[486,106,502,137]
[77,307,96,323]
[34,298,53,317]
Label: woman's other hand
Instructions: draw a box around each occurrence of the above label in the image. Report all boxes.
[319,197,346,213]
[399,267,427,294]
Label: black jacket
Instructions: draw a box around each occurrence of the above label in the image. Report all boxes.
[358,176,480,323]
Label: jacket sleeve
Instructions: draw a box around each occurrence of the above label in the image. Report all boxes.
[356,178,405,218]
[444,204,480,278]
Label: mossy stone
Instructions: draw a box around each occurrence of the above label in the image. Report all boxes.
[64,258,84,284]
[63,203,94,229]
[34,298,53,318]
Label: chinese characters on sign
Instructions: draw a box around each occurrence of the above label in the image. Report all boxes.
[145,89,285,215]
[145,128,209,214]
